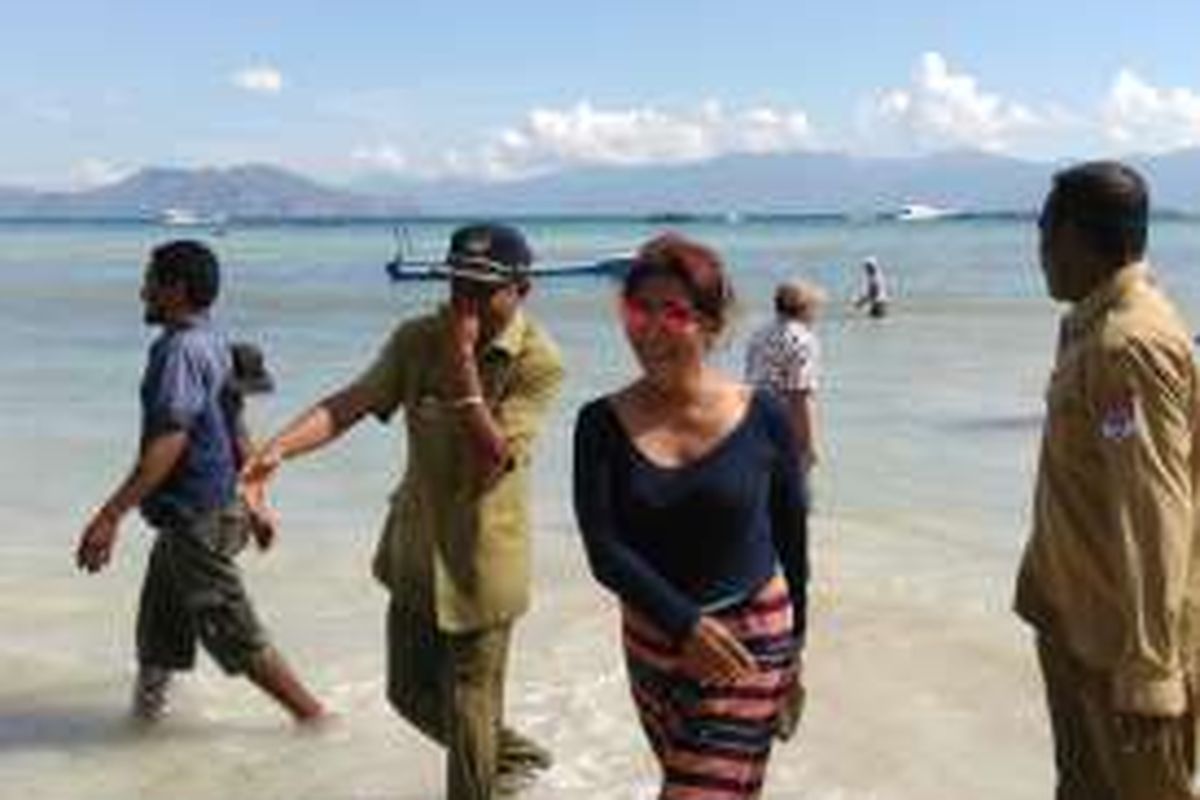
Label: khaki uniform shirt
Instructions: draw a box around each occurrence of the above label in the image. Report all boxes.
[355,306,564,632]
[1016,264,1200,715]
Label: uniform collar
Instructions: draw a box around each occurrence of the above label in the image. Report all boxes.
[1063,262,1149,337]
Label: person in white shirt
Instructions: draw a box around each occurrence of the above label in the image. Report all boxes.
[744,280,825,473]
[853,256,889,318]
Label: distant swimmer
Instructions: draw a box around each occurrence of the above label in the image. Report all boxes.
[852,256,889,318]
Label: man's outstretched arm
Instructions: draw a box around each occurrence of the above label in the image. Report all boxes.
[242,382,375,485]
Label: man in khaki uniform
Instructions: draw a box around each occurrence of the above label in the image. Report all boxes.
[1016,161,1200,799]
[244,223,564,799]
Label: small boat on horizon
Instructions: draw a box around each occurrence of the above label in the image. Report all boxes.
[160,207,203,226]
[643,211,701,224]
[892,203,959,222]
[159,208,229,232]
[383,225,631,283]
[385,255,633,283]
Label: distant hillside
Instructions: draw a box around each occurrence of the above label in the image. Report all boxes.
[361,148,1200,215]
[0,186,43,215]
[4,149,1200,219]
[1133,148,1200,211]
[0,165,415,219]
[365,150,1053,215]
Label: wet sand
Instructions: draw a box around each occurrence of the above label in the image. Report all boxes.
[1,514,1052,800]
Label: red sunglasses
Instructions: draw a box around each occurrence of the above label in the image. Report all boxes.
[620,295,699,334]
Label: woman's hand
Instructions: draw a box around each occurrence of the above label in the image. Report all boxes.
[680,615,757,684]
[775,655,806,741]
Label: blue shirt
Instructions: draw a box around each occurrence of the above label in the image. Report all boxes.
[138,313,237,529]
[572,390,808,642]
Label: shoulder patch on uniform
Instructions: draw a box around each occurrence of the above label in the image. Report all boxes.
[1099,395,1138,441]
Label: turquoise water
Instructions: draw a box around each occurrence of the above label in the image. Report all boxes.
[5,217,1199,543]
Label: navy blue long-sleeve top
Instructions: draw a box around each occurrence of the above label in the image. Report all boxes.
[572,390,809,644]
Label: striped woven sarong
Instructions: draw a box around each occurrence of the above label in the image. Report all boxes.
[622,575,796,800]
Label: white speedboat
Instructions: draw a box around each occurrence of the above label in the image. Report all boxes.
[159,208,228,228]
[893,203,958,221]
[160,207,203,226]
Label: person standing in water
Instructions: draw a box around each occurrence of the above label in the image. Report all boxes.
[745,279,825,474]
[573,233,809,799]
[853,256,889,318]
[242,223,563,799]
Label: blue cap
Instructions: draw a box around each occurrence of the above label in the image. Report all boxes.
[439,222,534,284]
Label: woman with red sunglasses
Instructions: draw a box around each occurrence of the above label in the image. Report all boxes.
[572,233,809,799]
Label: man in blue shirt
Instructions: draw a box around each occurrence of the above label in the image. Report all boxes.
[75,240,325,725]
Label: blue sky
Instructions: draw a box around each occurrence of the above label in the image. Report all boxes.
[3,1,1199,188]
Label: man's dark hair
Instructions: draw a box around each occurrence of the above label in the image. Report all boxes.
[149,240,220,309]
[1049,161,1149,267]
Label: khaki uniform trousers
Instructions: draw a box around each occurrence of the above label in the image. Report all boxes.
[386,600,514,800]
[1038,636,1199,800]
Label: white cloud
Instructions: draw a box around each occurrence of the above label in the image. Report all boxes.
[70,158,132,189]
[864,52,1044,153]
[1102,69,1200,152]
[231,65,283,95]
[349,101,815,181]
[409,101,814,181]
[480,102,715,178]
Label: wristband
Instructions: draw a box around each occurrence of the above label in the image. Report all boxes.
[448,394,485,409]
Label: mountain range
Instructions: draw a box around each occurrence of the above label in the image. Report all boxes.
[2,150,1200,219]
[0,165,414,220]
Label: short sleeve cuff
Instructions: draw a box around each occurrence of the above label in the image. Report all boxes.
[143,410,191,439]
[1112,670,1187,716]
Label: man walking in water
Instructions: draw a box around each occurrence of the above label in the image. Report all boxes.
[243,223,564,798]
[76,239,325,725]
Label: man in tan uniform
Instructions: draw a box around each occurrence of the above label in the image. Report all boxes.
[243,223,564,799]
[1016,161,1200,799]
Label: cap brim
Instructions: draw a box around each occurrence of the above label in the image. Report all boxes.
[432,263,517,284]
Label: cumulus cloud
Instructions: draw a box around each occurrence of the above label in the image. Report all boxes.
[1102,69,1200,152]
[382,101,813,181]
[350,101,815,181]
[232,65,283,94]
[70,158,132,189]
[864,52,1044,153]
